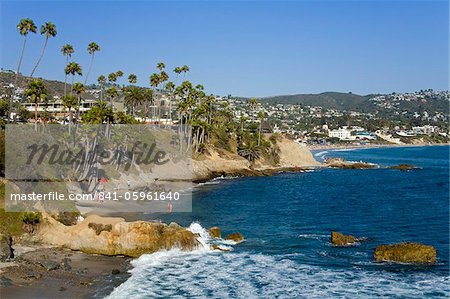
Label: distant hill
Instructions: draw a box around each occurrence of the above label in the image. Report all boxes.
[0,71,67,98]
[258,91,449,115]
[259,92,376,112]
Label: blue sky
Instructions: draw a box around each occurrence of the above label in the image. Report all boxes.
[1,0,448,97]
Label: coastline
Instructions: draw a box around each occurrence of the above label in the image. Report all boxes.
[307,142,450,152]
[0,245,131,299]
[1,143,447,298]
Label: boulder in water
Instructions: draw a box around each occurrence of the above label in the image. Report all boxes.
[209,227,221,238]
[388,164,417,171]
[331,231,358,246]
[210,244,231,252]
[374,242,436,264]
[224,233,244,243]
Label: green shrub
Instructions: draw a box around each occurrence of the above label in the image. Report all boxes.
[22,212,41,225]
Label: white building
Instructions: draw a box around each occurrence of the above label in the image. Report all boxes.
[328,127,354,140]
[412,125,438,135]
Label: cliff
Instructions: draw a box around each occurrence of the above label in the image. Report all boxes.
[193,137,321,181]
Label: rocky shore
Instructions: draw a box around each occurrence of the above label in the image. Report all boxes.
[0,245,131,299]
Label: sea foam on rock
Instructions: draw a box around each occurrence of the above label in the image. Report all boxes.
[374,242,436,264]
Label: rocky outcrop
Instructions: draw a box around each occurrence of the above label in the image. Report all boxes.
[0,234,14,261]
[209,227,221,238]
[374,243,436,264]
[326,158,376,169]
[225,233,244,243]
[34,213,199,257]
[331,231,358,246]
[388,164,418,171]
[193,138,321,181]
[210,244,231,252]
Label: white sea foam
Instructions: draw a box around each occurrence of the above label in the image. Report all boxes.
[298,233,328,240]
[106,250,449,299]
[106,224,449,298]
[314,150,329,157]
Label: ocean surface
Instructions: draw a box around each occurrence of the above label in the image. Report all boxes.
[106,146,449,298]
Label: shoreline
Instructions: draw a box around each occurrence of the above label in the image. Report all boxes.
[0,245,131,299]
[307,142,450,152]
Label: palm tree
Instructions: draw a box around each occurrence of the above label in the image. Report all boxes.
[173,67,182,81]
[257,111,264,146]
[142,89,153,121]
[150,73,160,122]
[115,70,124,85]
[123,86,143,116]
[128,74,137,85]
[181,65,190,77]
[62,94,77,132]
[83,100,113,124]
[157,62,165,71]
[72,82,85,119]
[24,79,47,129]
[15,18,37,85]
[61,44,74,97]
[105,86,118,124]
[30,22,57,77]
[249,98,258,110]
[165,81,175,123]
[65,62,82,93]
[84,42,100,84]
[108,72,117,84]
[97,75,106,101]
[106,87,118,108]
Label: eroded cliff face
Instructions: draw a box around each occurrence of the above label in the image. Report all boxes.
[34,213,199,257]
[193,137,321,181]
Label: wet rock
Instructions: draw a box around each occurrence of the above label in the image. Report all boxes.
[0,276,13,287]
[209,227,221,238]
[61,257,72,270]
[331,231,357,246]
[25,270,41,279]
[0,234,14,261]
[388,164,417,171]
[211,244,231,252]
[326,158,376,169]
[374,242,436,264]
[40,260,60,271]
[224,233,244,243]
[111,269,121,275]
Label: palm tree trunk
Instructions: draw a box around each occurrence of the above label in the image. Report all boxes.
[258,122,262,146]
[34,102,38,131]
[69,108,72,134]
[30,37,48,77]
[64,55,68,98]
[71,75,75,93]
[84,54,94,85]
[15,36,27,86]
[168,95,172,126]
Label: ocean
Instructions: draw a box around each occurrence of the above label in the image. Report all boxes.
[106,145,449,298]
